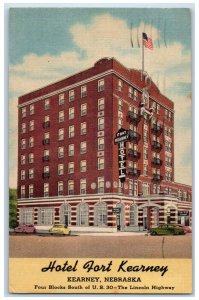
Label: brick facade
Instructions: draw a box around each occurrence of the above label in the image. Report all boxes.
[17,57,192,230]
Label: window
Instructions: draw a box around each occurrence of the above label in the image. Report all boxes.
[81,103,87,116]
[30,104,34,115]
[165,171,172,182]
[80,160,87,172]
[21,107,26,118]
[21,170,25,180]
[134,90,138,101]
[98,177,104,193]
[81,85,87,97]
[58,164,64,175]
[68,180,74,195]
[143,147,148,160]
[68,162,74,174]
[98,79,105,92]
[78,203,88,226]
[29,153,34,163]
[165,127,172,137]
[143,129,148,143]
[81,122,87,135]
[44,99,50,110]
[29,184,33,198]
[20,208,34,224]
[21,185,25,198]
[118,117,123,129]
[39,208,54,225]
[59,111,64,122]
[21,139,26,149]
[80,179,86,194]
[43,115,50,128]
[80,141,87,154]
[142,182,150,196]
[69,125,75,138]
[98,157,104,170]
[43,166,50,178]
[43,149,49,161]
[98,137,104,150]
[58,146,64,158]
[21,123,26,134]
[44,183,49,197]
[98,98,104,111]
[152,102,156,112]
[165,109,172,121]
[45,115,50,122]
[178,189,182,200]
[183,191,188,201]
[130,205,138,226]
[98,117,104,130]
[29,137,34,148]
[157,104,160,114]
[68,144,74,156]
[143,164,148,176]
[94,202,107,226]
[29,120,34,131]
[69,90,75,101]
[69,107,75,120]
[133,180,138,196]
[165,141,172,152]
[165,156,172,167]
[59,93,64,105]
[43,132,50,144]
[118,79,123,92]
[58,128,64,140]
[58,181,64,196]
[128,87,133,98]
[21,155,25,165]
[118,99,123,111]
[129,179,133,195]
[29,169,34,179]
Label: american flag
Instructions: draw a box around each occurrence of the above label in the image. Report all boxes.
[142,32,153,50]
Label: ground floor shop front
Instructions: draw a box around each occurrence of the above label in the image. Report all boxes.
[17,194,192,232]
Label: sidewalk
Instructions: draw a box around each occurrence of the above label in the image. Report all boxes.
[71,231,148,236]
[35,229,148,236]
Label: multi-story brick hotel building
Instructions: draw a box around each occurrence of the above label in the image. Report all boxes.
[17,57,192,231]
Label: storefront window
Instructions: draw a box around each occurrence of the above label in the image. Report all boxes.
[78,203,89,226]
[94,202,107,226]
[20,208,34,224]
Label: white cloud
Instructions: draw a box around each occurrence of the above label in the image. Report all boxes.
[9,13,192,187]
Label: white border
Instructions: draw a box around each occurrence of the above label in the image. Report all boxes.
[2,1,198,300]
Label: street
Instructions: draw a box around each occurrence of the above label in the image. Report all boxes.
[9,233,192,258]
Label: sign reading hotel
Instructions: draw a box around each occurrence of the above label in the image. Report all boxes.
[114,128,129,182]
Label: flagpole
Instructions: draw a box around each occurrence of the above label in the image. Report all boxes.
[142,33,144,81]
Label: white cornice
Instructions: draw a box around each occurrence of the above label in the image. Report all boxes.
[18,69,174,113]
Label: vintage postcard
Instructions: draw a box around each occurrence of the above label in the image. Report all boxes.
[9,6,192,294]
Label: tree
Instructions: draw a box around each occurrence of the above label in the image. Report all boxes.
[9,188,17,229]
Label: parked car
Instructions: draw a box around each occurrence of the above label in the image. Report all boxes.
[150,224,185,236]
[49,224,71,235]
[175,224,192,233]
[14,224,36,233]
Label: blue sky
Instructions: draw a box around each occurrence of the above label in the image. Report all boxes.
[9,7,192,187]
[9,8,191,64]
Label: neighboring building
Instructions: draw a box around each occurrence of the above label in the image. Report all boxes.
[17,57,192,231]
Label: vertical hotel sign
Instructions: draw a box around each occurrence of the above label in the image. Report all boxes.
[114,128,129,182]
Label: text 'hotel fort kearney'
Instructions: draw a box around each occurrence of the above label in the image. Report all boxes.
[17,57,192,232]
